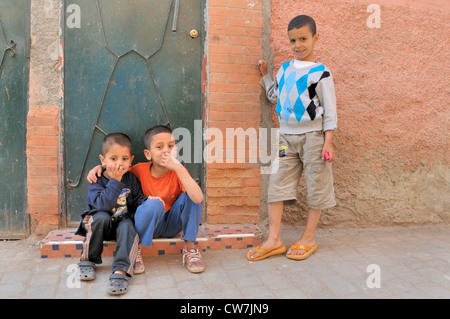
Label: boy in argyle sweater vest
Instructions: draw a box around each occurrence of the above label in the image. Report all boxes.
[248,15,337,261]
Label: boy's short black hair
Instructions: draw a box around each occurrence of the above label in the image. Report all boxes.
[288,15,316,36]
[102,133,132,155]
[144,124,173,149]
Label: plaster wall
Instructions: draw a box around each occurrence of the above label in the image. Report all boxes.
[24,0,450,234]
[27,0,61,234]
[261,0,450,227]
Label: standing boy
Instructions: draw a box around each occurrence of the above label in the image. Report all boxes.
[247,15,337,261]
[76,133,147,295]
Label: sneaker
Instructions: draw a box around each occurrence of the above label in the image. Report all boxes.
[182,248,205,273]
[134,248,145,274]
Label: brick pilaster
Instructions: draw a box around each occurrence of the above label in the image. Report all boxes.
[206,0,263,224]
[26,107,60,235]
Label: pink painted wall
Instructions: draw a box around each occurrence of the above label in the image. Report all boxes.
[265,0,450,226]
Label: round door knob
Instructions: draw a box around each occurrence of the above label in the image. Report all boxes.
[189,29,199,38]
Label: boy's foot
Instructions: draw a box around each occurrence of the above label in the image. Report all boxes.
[246,244,286,261]
[77,261,95,281]
[286,238,317,259]
[286,243,318,260]
[107,271,129,295]
[134,248,145,274]
[182,248,205,273]
[246,239,283,260]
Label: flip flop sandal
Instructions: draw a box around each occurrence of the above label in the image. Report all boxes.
[286,243,318,260]
[107,273,129,295]
[246,244,286,261]
[77,261,95,281]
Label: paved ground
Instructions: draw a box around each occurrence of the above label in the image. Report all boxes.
[0,225,449,299]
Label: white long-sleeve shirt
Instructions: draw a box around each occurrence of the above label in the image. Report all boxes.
[260,60,337,134]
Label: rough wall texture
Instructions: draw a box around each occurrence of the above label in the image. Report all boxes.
[263,0,450,227]
[24,0,449,235]
[27,0,61,234]
[27,0,265,233]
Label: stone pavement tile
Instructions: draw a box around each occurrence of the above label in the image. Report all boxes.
[0,283,26,298]
[1,272,31,285]
[122,284,149,299]
[1,226,449,299]
[221,256,250,271]
[87,281,114,299]
[247,256,280,273]
[228,268,264,288]
[149,287,181,299]
[417,266,449,284]
[360,286,395,299]
[301,258,339,278]
[283,269,328,298]
[208,283,243,299]
[241,285,276,299]
[177,277,209,296]
[330,244,369,265]
[31,273,59,288]
[319,273,362,297]
[417,282,450,299]
[56,289,88,299]
[381,278,428,299]
[308,290,339,299]
[386,264,430,286]
[254,269,293,291]
[270,256,309,274]
[26,286,57,299]
[326,258,366,279]
[199,265,233,285]
[273,287,308,299]
[147,274,176,289]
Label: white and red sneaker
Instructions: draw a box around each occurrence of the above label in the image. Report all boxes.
[134,247,145,274]
[182,248,205,273]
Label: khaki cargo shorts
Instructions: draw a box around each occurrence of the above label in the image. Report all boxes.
[268,131,336,210]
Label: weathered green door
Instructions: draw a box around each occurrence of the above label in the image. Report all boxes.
[0,0,29,237]
[64,0,204,224]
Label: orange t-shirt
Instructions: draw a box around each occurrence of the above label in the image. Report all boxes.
[129,162,186,212]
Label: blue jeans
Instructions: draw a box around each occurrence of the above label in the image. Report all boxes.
[134,192,202,246]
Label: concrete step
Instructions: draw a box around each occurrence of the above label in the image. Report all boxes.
[40,224,262,258]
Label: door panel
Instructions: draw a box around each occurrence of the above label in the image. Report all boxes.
[0,0,29,236]
[64,0,203,224]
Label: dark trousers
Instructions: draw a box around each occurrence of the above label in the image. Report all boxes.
[80,211,139,276]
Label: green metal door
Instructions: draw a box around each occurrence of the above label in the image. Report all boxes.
[0,0,29,237]
[64,0,204,224]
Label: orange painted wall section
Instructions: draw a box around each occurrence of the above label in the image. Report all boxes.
[266,0,450,226]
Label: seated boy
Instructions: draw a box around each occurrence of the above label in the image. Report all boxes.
[87,125,204,273]
[76,133,148,295]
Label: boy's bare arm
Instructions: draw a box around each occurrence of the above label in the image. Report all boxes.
[161,147,203,204]
[258,59,268,76]
[174,165,204,204]
[87,165,103,183]
[322,130,335,162]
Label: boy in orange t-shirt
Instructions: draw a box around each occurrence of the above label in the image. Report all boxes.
[88,125,204,273]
